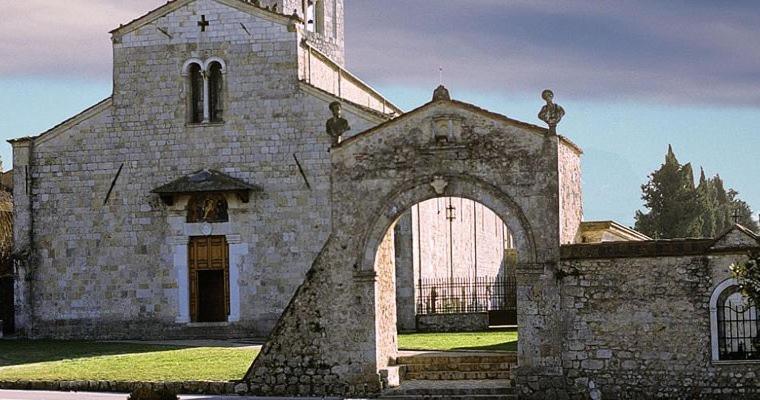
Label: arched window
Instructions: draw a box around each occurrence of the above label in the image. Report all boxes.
[710,279,759,361]
[188,63,204,124]
[187,193,229,223]
[208,62,224,123]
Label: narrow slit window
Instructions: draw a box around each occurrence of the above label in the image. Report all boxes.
[208,62,224,123]
[189,63,204,124]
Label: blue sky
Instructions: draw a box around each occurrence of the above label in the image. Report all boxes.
[2,0,759,226]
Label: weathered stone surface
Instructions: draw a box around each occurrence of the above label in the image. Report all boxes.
[10,0,393,339]
[415,312,489,332]
[245,98,572,396]
[557,252,760,399]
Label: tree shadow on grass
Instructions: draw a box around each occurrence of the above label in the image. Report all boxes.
[0,340,187,367]
[451,339,517,352]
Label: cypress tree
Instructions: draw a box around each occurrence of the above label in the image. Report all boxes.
[635,146,758,238]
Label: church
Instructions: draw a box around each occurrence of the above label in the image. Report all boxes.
[9,0,528,339]
[10,1,760,398]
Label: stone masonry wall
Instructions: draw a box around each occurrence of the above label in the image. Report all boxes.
[374,225,397,370]
[559,253,760,399]
[13,0,384,339]
[246,99,567,397]
[558,139,582,244]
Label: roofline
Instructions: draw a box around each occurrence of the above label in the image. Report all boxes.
[336,98,583,153]
[713,223,760,244]
[300,40,403,116]
[298,81,393,123]
[558,135,583,155]
[560,238,759,260]
[110,0,301,37]
[581,220,652,241]
[8,97,113,146]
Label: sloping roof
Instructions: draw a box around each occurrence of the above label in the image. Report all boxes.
[110,0,301,37]
[8,98,113,145]
[152,169,261,194]
[337,95,583,154]
[710,224,759,250]
[580,221,652,242]
[298,81,395,121]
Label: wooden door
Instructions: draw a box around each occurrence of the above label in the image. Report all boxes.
[189,236,230,322]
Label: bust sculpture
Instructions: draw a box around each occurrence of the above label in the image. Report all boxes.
[326,101,351,147]
[538,89,565,133]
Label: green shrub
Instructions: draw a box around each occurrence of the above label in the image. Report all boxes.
[730,256,760,304]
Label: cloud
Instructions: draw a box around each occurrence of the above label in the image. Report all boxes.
[345,0,760,107]
[3,0,760,107]
[0,0,162,77]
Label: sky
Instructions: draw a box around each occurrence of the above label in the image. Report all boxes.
[1,0,759,227]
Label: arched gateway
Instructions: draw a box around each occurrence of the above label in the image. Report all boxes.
[244,87,584,397]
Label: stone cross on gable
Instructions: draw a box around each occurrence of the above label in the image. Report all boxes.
[198,15,210,32]
[732,209,742,224]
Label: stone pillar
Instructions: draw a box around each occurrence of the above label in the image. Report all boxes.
[170,236,191,323]
[10,139,33,336]
[514,262,566,398]
[394,211,416,331]
[226,234,248,323]
[375,227,398,370]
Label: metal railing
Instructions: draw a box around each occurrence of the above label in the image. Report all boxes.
[718,299,759,360]
[415,274,516,315]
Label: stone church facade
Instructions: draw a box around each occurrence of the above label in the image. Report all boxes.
[10,1,760,398]
[11,0,400,339]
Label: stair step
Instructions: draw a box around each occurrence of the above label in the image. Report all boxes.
[397,355,516,365]
[403,362,515,372]
[379,395,516,400]
[405,371,512,380]
[382,379,513,397]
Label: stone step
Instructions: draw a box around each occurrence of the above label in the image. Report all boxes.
[381,379,513,397]
[396,354,517,365]
[403,362,515,373]
[404,370,512,380]
[379,395,516,400]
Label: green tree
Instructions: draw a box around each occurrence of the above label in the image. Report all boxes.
[634,145,703,238]
[636,146,758,238]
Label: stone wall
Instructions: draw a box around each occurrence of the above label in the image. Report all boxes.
[11,0,387,339]
[374,226,397,370]
[558,138,582,244]
[416,312,489,333]
[557,248,760,399]
[393,212,415,331]
[245,98,566,397]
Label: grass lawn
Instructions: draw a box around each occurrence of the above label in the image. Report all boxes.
[398,328,517,352]
[0,330,512,382]
[0,341,258,382]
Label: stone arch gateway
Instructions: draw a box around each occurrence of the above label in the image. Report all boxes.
[244,92,584,397]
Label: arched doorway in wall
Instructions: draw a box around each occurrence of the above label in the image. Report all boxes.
[358,177,536,391]
[392,197,518,334]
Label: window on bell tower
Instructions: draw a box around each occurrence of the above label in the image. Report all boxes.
[188,63,204,124]
[182,58,226,125]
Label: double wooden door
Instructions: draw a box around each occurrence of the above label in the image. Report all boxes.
[189,236,230,322]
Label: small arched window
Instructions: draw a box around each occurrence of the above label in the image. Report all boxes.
[188,63,204,124]
[710,279,759,362]
[208,62,224,123]
[187,193,229,223]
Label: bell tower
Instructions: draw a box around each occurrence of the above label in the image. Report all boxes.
[243,0,346,65]
[283,0,346,65]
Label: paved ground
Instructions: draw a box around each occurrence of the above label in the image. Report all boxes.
[0,391,343,400]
